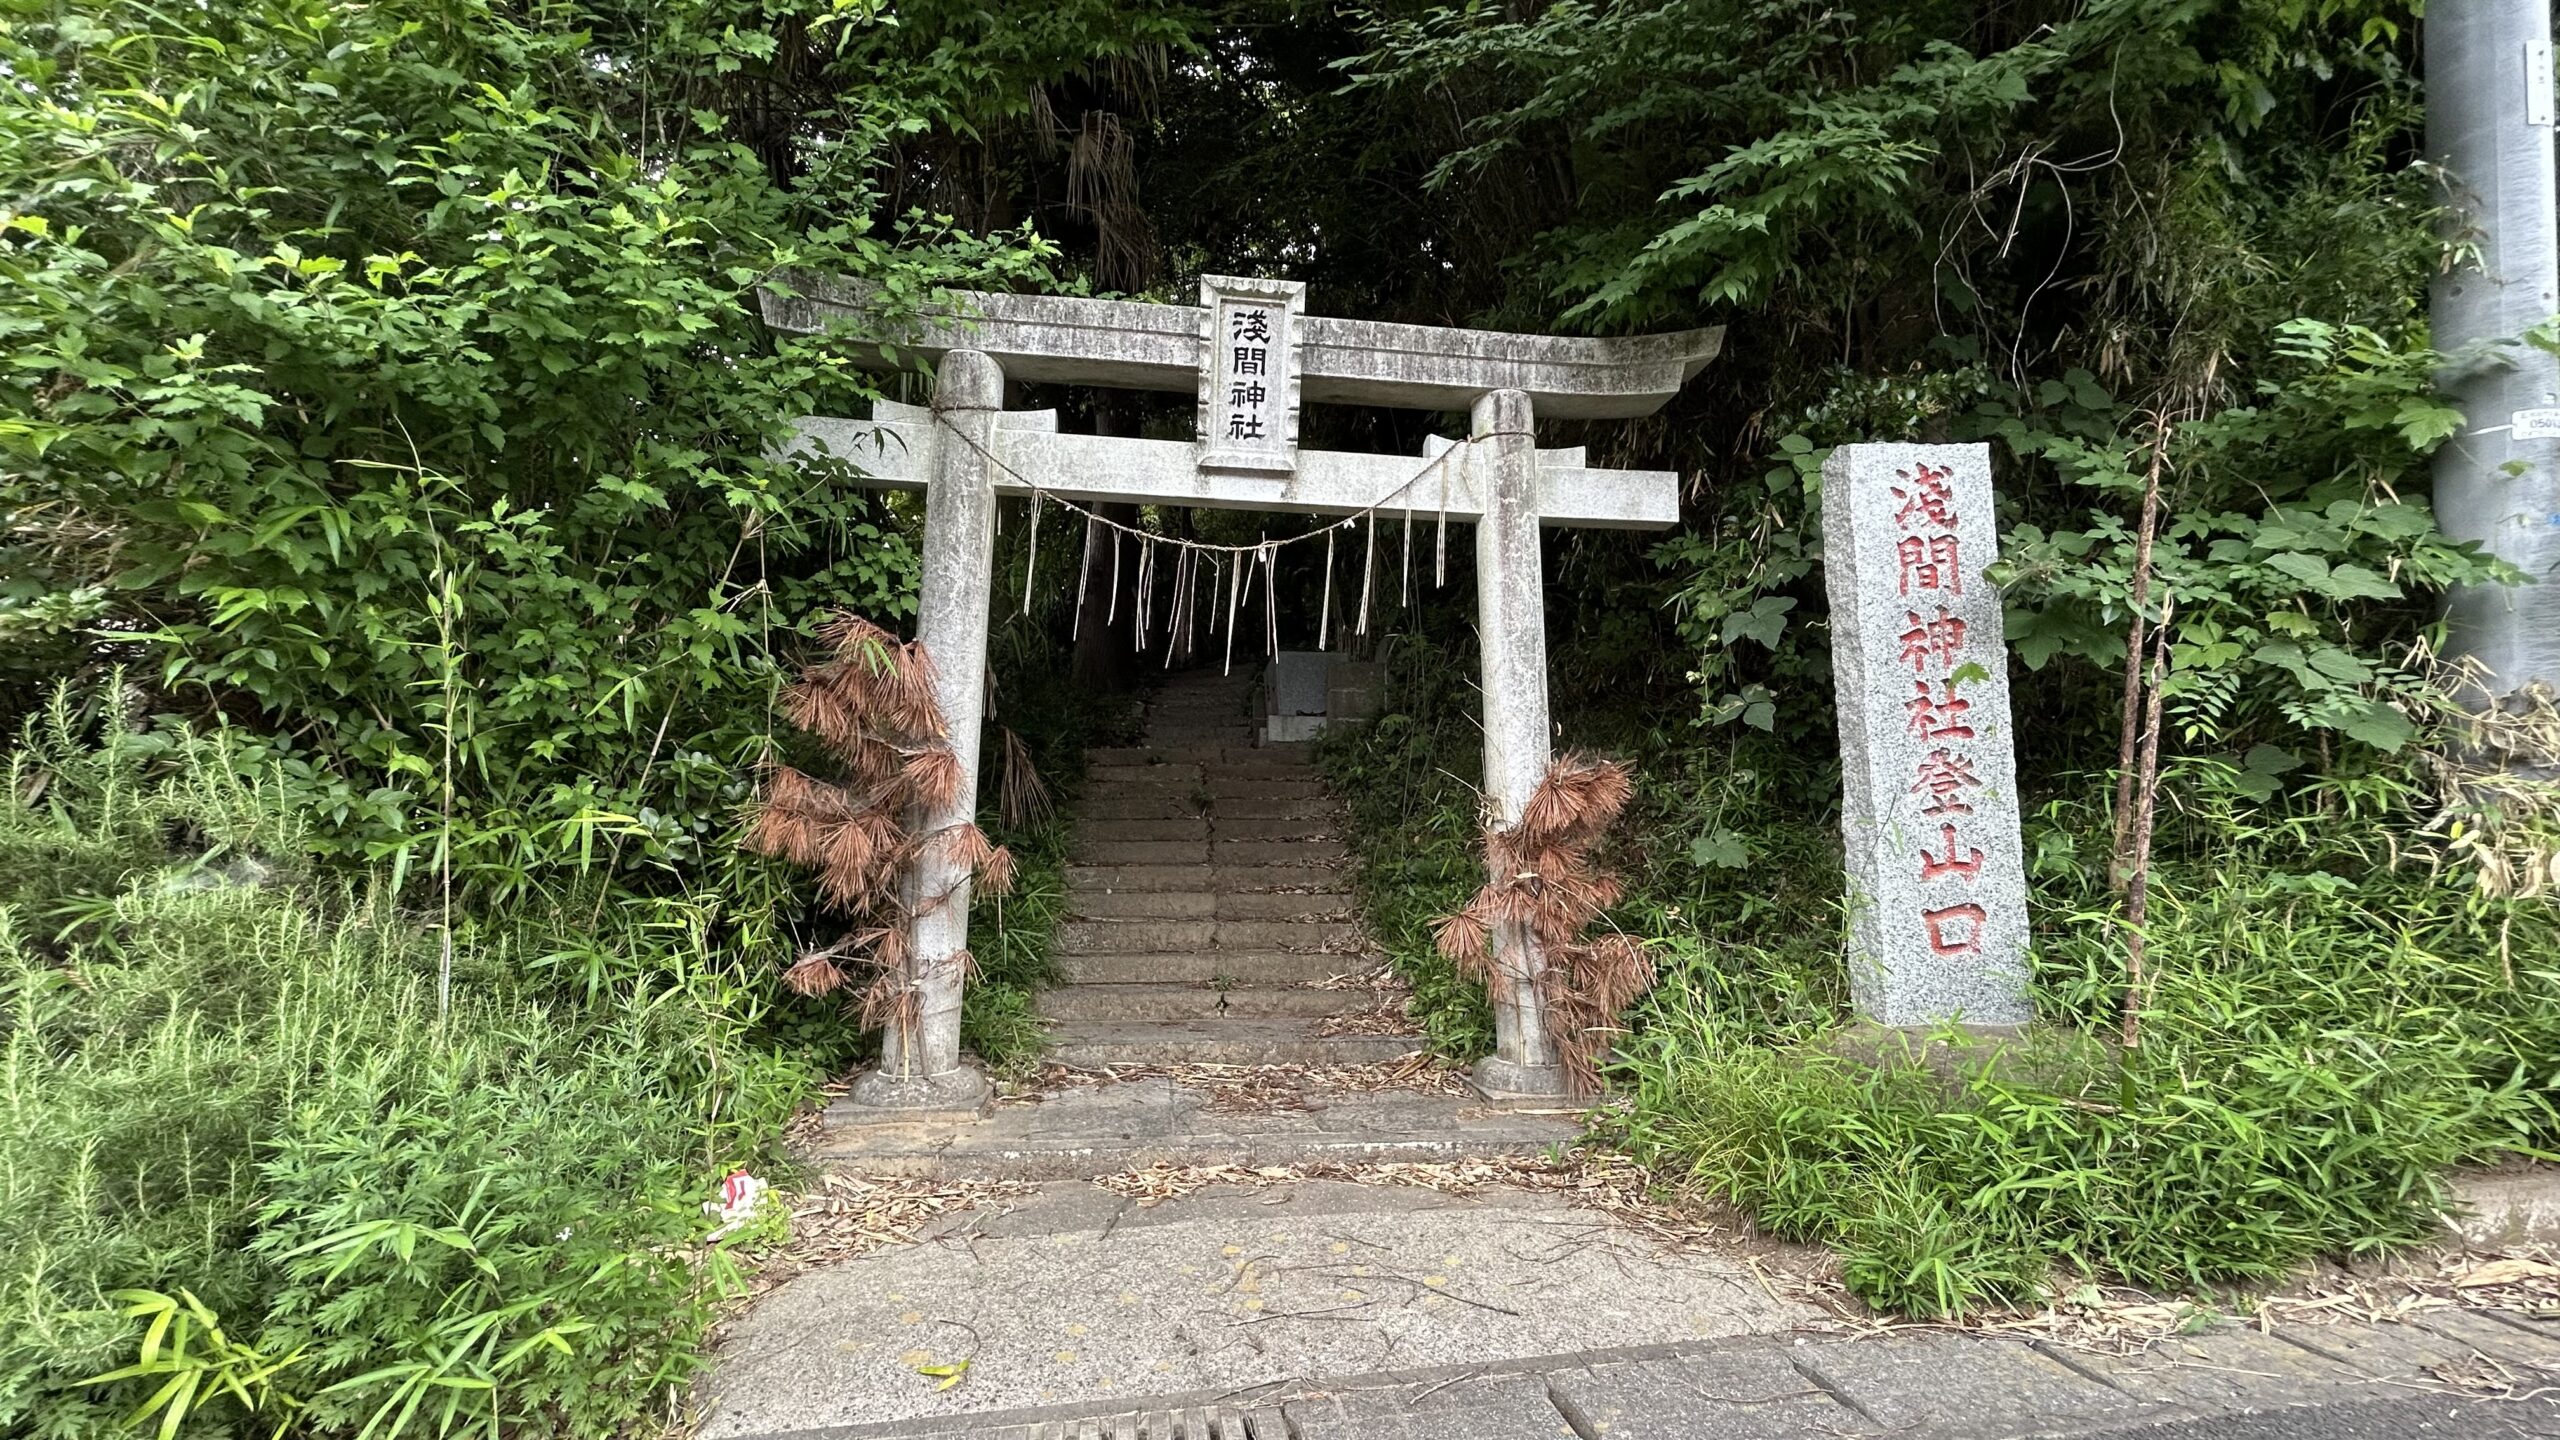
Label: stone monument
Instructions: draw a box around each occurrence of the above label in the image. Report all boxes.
[1821,443,2033,1027]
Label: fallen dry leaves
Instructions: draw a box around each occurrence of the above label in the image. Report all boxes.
[1012,1051,1467,1112]
[1085,1149,1740,1250]
[1312,997,1423,1039]
[1799,1239,2560,1367]
[761,1172,1035,1288]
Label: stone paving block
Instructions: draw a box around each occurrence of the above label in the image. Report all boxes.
[1035,983,1361,1022]
[1795,1333,2154,1437]
[1080,817,1213,843]
[1207,866,1354,895]
[1283,1375,1579,1440]
[1213,891,1353,920]
[1205,779,1326,799]
[1092,762,1205,783]
[1080,840,1213,866]
[1045,1020,1418,1068]
[1070,891,1218,920]
[1213,839,1348,865]
[2285,1314,2531,1383]
[1056,951,1339,984]
[1080,800,1211,824]
[1059,920,1218,954]
[2419,1309,2560,1377]
[1210,815,1337,841]
[2049,1327,2366,1412]
[1549,1343,1874,1439]
[1213,920,1360,951]
[1210,796,1334,820]
[1068,865,1217,892]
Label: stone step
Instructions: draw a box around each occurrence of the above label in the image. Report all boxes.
[1090,744,1307,765]
[1075,839,1210,865]
[1078,795,1210,822]
[1067,865,1350,893]
[1214,919,1364,951]
[1056,951,1374,985]
[1198,768,1320,789]
[1044,1020,1423,1069]
[1066,864,1213,892]
[1084,772,1209,794]
[1213,891,1357,920]
[1205,796,1333,821]
[1057,919,1216,953]
[1033,983,1373,1021]
[814,1078,1579,1180]
[1210,815,1336,841]
[1076,816,1211,843]
[1213,768,1320,785]
[1065,889,1216,919]
[1090,761,1203,783]
[1064,890,1357,920]
[1212,838,1348,866]
[1056,919,1367,955]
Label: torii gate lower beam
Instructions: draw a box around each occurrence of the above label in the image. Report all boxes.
[800,352,1678,1110]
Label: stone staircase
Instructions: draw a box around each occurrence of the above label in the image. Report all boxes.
[1040,667,1420,1069]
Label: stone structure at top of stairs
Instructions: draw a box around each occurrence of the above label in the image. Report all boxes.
[1041,667,1417,1071]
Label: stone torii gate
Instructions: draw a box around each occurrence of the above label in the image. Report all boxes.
[764,274,1719,1111]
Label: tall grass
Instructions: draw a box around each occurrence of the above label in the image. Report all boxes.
[1,694,814,1438]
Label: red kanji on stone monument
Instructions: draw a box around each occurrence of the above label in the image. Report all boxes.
[1892,463,1959,530]
[1895,533,1963,596]
[1910,748,1981,817]
[1918,823,1985,881]
[1896,607,1968,673]
[1904,679,1976,741]
[1921,902,1988,956]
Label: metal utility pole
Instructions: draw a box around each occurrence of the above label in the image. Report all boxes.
[2429,1,2560,733]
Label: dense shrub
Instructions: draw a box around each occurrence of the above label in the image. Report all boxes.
[1,699,812,1439]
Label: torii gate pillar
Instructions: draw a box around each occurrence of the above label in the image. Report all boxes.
[1470,389,1570,1098]
[852,348,1001,1113]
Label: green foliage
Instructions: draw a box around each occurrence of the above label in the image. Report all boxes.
[1614,774,2560,1314]
[0,0,1091,891]
[1,700,812,1438]
[1317,644,1494,1058]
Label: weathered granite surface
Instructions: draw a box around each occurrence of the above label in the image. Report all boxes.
[695,1177,1812,1438]
[1821,443,2032,1026]
[758,273,1723,418]
[776,401,1679,530]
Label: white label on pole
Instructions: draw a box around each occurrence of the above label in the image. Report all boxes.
[2512,408,2560,440]
[2529,41,2555,127]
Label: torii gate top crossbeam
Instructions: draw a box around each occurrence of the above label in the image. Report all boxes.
[760,273,1723,420]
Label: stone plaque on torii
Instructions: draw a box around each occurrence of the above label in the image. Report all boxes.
[762,273,1721,1111]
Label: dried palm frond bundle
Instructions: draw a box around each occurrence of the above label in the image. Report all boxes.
[741,609,1016,1005]
[1433,753,1653,1094]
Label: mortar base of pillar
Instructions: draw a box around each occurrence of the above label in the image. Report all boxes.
[1467,1056,1572,1104]
[839,1065,993,1123]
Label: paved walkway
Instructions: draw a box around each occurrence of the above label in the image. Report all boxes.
[703,1206,2560,1439]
